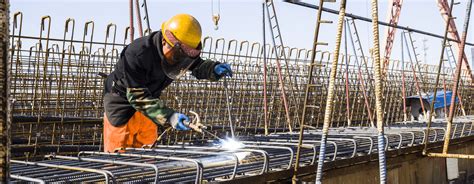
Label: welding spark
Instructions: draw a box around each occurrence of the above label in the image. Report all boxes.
[219,138,245,151]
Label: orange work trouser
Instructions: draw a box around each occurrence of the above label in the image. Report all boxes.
[103,111,158,152]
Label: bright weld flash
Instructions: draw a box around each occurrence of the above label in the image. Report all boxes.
[220,138,244,151]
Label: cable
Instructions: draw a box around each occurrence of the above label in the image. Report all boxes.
[223,77,235,138]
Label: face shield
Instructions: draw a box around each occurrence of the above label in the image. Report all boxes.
[162,30,202,80]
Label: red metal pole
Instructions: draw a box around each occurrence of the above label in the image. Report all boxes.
[382,0,404,75]
[401,61,407,121]
[262,2,269,135]
[129,0,134,42]
[343,21,352,126]
[135,0,144,37]
[443,0,472,153]
[437,0,474,82]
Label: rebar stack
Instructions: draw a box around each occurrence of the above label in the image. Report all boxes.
[9,116,474,183]
[7,13,474,158]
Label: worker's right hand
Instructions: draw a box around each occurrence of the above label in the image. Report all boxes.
[168,113,191,131]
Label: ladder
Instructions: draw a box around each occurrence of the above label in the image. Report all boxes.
[132,0,152,37]
[445,43,457,69]
[382,0,404,76]
[402,32,427,120]
[345,18,375,127]
[346,18,372,82]
[445,43,467,116]
[264,0,300,131]
[437,0,474,82]
[300,0,335,130]
[405,31,426,88]
[293,0,336,183]
[140,0,152,34]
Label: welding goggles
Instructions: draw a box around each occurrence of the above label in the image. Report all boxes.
[162,30,202,79]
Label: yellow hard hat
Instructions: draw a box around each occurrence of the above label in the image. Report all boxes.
[161,14,202,49]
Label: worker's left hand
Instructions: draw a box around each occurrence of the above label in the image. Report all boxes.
[168,113,191,131]
[214,63,233,78]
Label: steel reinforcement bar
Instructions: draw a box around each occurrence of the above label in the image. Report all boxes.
[7,13,474,156]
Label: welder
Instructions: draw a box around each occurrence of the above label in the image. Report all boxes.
[102,14,232,152]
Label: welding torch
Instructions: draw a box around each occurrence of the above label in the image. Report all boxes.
[185,111,224,141]
[152,111,223,147]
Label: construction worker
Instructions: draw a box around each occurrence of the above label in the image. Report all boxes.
[102,14,232,152]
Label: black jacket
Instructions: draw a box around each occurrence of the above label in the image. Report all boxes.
[104,31,220,126]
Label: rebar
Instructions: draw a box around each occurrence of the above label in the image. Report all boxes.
[315,0,346,183]
[6,12,474,159]
[262,2,269,136]
[284,0,474,47]
[134,0,143,37]
[293,0,331,181]
[400,33,408,122]
[345,18,375,126]
[343,19,352,126]
[443,0,472,154]
[402,32,427,119]
[370,0,387,183]
[9,119,474,183]
[265,1,293,132]
[423,0,455,155]
[129,0,134,41]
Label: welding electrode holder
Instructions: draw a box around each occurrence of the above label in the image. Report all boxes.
[185,111,225,141]
[150,110,207,148]
[184,110,207,133]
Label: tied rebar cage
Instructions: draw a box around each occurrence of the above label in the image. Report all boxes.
[8,12,474,159]
[9,118,474,183]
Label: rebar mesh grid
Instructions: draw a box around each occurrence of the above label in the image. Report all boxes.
[8,13,474,157]
[9,116,474,183]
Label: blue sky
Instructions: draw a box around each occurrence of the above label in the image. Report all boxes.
[11,0,474,66]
